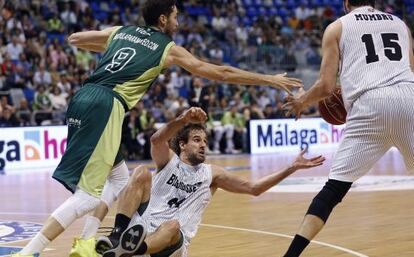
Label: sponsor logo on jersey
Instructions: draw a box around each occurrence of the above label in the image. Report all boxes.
[166,174,202,193]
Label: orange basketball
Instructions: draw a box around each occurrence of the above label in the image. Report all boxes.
[318,87,347,125]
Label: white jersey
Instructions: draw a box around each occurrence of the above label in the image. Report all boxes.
[339,6,414,110]
[142,154,213,246]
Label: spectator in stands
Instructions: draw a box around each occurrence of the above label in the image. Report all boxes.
[169,96,189,114]
[33,63,52,87]
[48,13,65,34]
[188,77,204,107]
[151,100,166,122]
[0,107,19,127]
[288,14,301,30]
[60,2,77,29]
[221,103,244,154]
[122,107,144,160]
[249,100,265,120]
[274,101,288,119]
[0,95,16,114]
[263,104,278,119]
[33,84,52,125]
[206,109,225,154]
[150,81,167,103]
[295,4,313,22]
[16,98,32,126]
[139,108,156,159]
[6,35,23,62]
[49,86,67,111]
[0,95,17,127]
[57,72,72,95]
[74,49,94,71]
[209,43,224,64]
[11,64,26,89]
[257,90,271,109]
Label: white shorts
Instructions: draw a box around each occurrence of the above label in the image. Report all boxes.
[130,212,187,257]
[329,84,414,182]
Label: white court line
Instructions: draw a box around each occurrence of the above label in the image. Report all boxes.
[0,212,368,256]
[199,224,369,257]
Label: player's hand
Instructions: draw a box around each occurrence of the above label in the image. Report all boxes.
[270,73,303,94]
[181,107,207,124]
[282,93,307,120]
[291,148,325,170]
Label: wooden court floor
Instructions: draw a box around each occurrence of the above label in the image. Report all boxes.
[1,148,413,257]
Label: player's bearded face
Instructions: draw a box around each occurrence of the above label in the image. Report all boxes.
[165,6,179,37]
[184,130,207,165]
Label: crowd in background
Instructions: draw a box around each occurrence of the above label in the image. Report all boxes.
[0,0,408,158]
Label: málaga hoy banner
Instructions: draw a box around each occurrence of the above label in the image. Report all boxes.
[0,126,67,172]
[249,118,346,154]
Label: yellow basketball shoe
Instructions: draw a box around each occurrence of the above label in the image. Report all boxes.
[69,237,100,257]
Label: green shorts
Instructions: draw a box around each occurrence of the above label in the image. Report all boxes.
[53,85,126,197]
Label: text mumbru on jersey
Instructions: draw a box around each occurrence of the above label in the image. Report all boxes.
[355,13,394,21]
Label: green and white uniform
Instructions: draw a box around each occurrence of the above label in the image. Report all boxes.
[53,26,175,196]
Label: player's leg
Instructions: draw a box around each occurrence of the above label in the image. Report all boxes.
[140,220,183,255]
[13,87,125,257]
[387,85,414,173]
[15,189,101,257]
[70,158,130,257]
[224,124,235,153]
[283,100,392,257]
[213,125,224,153]
[96,165,152,254]
[103,220,182,257]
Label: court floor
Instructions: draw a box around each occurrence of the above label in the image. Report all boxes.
[1,148,413,256]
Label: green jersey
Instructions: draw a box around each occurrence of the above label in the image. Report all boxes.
[84,25,175,109]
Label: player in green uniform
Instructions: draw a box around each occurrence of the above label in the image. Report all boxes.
[12,0,302,256]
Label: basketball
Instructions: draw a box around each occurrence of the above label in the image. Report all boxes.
[318,86,347,125]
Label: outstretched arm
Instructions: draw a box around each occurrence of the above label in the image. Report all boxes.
[164,45,303,94]
[68,26,122,52]
[211,149,325,196]
[150,107,207,171]
[283,20,341,118]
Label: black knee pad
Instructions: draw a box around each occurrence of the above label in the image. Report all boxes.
[306,179,352,222]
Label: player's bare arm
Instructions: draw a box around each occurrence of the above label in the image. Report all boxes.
[210,149,325,195]
[164,45,303,94]
[406,26,414,72]
[68,26,122,52]
[150,107,207,171]
[283,21,342,118]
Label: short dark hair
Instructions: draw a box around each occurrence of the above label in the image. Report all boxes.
[170,124,207,156]
[348,0,375,7]
[142,0,176,26]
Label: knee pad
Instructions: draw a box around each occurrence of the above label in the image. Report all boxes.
[306,179,352,222]
[101,161,130,207]
[51,189,100,229]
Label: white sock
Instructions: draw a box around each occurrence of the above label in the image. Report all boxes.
[20,232,50,255]
[80,216,101,240]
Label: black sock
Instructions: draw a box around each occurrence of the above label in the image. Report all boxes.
[137,201,149,216]
[113,213,131,234]
[283,234,310,257]
[134,241,148,255]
